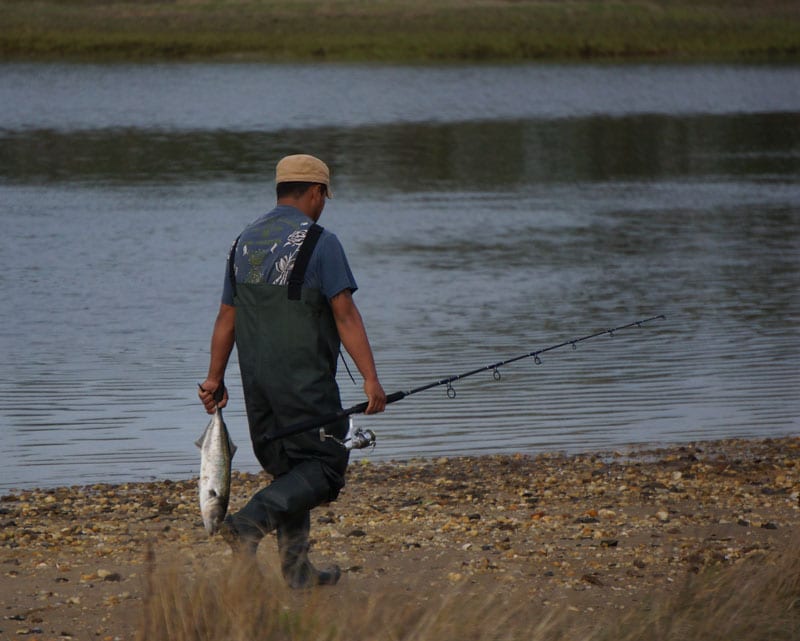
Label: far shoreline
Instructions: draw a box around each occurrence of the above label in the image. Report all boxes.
[1,0,798,64]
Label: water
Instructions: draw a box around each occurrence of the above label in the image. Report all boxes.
[0,63,798,492]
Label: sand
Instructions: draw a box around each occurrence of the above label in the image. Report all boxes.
[1,436,798,640]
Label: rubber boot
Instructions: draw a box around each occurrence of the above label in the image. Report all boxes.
[277,510,341,589]
[223,460,333,557]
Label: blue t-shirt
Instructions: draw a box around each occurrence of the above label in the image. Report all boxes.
[221,205,357,306]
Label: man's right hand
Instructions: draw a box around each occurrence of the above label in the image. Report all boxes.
[198,380,228,414]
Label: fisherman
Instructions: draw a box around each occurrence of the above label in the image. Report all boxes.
[198,154,387,588]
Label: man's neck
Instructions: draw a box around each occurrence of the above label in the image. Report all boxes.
[277,197,319,222]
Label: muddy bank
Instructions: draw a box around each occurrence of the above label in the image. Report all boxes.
[1,436,798,640]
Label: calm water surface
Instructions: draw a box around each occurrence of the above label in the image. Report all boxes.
[0,63,798,492]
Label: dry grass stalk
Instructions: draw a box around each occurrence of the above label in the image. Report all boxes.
[137,537,800,641]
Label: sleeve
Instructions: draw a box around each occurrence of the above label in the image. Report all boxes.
[315,232,358,300]
[220,237,238,306]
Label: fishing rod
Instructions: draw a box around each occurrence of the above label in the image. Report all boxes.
[267,314,666,446]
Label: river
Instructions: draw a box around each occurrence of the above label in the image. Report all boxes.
[0,63,798,492]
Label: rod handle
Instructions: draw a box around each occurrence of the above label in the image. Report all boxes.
[335,390,406,418]
[267,390,407,442]
[386,390,407,405]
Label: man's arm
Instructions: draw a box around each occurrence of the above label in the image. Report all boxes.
[198,303,236,414]
[329,289,387,414]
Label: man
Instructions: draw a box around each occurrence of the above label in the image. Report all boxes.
[198,154,386,588]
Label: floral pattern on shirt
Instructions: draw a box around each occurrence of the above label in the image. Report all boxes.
[234,212,313,290]
[271,229,308,285]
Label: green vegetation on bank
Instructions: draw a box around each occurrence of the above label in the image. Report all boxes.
[1,0,799,62]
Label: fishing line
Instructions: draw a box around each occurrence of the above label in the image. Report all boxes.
[267,314,666,445]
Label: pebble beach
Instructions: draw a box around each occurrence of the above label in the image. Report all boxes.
[1,436,799,640]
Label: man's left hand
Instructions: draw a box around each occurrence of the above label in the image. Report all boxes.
[363,378,386,415]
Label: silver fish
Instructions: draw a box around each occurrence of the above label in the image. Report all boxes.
[195,407,237,535]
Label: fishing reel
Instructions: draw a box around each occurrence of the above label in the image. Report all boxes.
[319,417,377,451]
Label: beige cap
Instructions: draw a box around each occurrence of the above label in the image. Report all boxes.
[275,154,332,198]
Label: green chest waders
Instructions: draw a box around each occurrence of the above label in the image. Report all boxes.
[227,224,347,586]
[233,223,349,484]
[235,283,349,480]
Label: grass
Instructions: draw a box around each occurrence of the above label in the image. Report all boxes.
[0,0,798,62]
[594,545,800,641]
[137,540,800,641]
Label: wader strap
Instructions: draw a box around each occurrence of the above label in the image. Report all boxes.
[228,235,241,299]
[288,224,323,301]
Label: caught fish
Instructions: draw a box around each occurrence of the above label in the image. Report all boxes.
[195,406,237,535]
